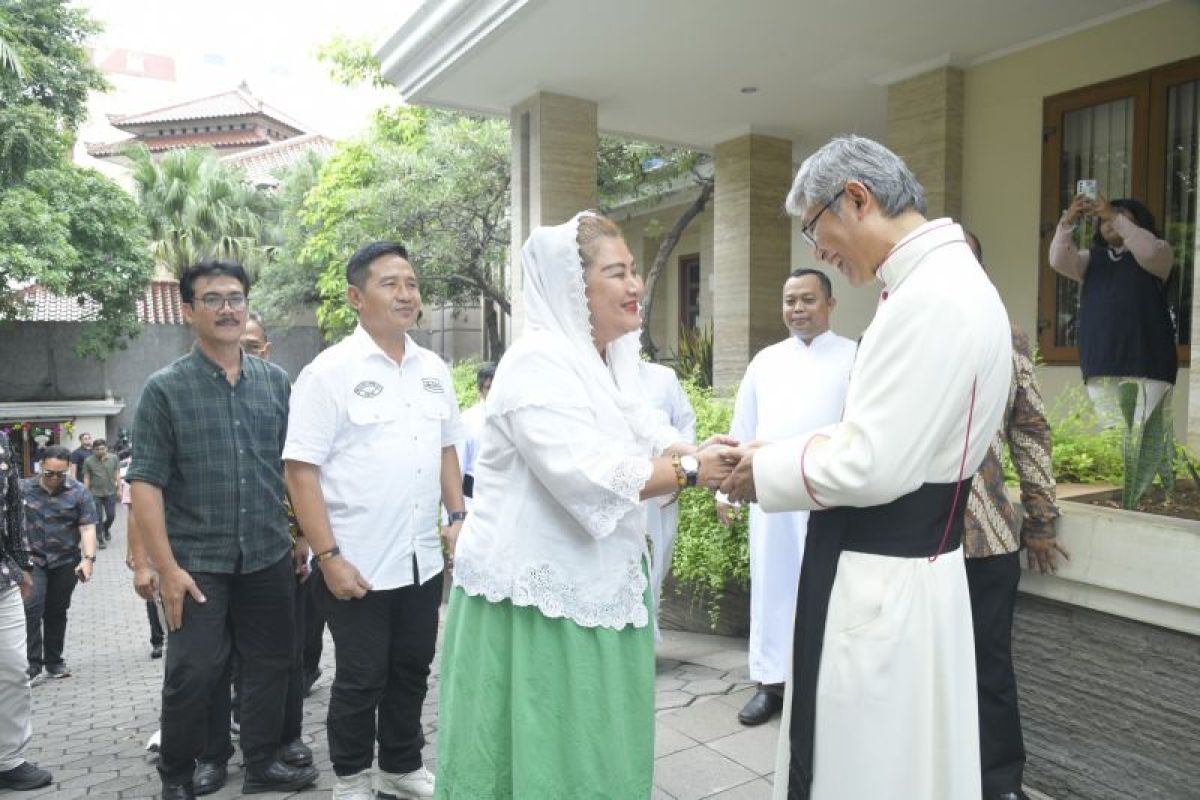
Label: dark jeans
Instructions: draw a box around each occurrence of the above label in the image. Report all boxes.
[322,563,442,777]
[147,600,164,647]
[24,562,78,671]
[157,554,294,785]
[94,494,117,536]
[965,551,1026,795]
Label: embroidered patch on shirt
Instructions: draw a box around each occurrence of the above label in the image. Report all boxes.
[354,380,383,398]
[421,378,444,394]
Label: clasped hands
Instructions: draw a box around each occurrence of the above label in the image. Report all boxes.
[678,437,767,505]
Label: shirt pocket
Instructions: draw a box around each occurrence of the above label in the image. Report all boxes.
[347,393,402,427]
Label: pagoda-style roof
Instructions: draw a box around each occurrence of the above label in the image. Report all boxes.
[222,133,336,188]
[85,84,310,162]
[108,84,308,134]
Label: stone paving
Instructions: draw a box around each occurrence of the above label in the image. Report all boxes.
[16,507,1055,799]
[14,507,782,799]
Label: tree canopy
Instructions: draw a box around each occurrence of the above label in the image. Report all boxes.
[0,0,152,357]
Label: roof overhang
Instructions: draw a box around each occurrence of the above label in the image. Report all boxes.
[379,0,1165,151]
[0,400,126,421]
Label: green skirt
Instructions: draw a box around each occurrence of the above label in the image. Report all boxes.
[434,578,655,799]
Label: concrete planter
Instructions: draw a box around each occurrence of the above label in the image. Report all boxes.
[659,573,750,637]
[1019,493,1200,635]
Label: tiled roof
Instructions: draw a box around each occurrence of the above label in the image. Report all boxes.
[86,129,275,158]
[108,86,309,133]
[12,281,185,325]
[222,133,336,186]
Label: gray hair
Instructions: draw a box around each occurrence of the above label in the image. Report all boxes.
[785,135,926,219]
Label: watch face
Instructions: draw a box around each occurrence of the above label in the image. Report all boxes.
[680,455,700,473]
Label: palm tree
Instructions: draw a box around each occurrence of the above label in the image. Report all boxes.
[0,10,25,80]
[127,145,276,278]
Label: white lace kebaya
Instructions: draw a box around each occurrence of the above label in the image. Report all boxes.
[452,212,681,630]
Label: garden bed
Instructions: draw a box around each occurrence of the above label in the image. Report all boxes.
[1067,480,1200,521]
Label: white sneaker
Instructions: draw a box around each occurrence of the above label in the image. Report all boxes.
[375,766,435,799]
[332,769,375,800]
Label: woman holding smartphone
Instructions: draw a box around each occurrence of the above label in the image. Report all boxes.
[1049,192,1176,426]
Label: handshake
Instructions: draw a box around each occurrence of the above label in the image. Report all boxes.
[672,435,765,505]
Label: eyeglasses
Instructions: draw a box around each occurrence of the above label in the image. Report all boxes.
[242,341,265,355]
[42,470,67,478]
[194,294,247,312]
[800,188,846,248]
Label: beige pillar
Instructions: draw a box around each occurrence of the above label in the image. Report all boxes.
[712,134,793,392]
[886,67,964,220]
[509,92,598,340]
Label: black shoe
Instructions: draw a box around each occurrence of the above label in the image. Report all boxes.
[45,662,71,679]
[302,667,321,697]
[161,781,194,800]
[150,644,163,659]
[241,760,318,794]
[280,739,313,768]
[192,761,226,796]
[98,538,107,549]
[0,761,52,790]
[26,667,42,687]
[738,689,784,726]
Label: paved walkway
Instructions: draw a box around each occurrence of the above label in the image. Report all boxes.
[16,508,1052,799]
[14,508,779,799]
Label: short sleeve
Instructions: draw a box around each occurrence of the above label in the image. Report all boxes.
[282,367,339,467]
[438,362,465,449]
[76,489,98,526]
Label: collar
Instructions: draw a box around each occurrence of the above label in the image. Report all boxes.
[348,324,419,368]
[792,329,835,349]
[877,218,962,293]
[189,342,244,384]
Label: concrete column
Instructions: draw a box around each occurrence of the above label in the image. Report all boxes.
[509,92,598,339]
[886,67,964,220]
[712,134,793,392]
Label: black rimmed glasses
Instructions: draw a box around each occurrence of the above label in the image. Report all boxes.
[195,293,247,312]
[799,188,845,248]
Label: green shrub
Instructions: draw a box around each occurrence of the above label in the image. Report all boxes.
[450,359,483,408]
[1043,384,1124,485]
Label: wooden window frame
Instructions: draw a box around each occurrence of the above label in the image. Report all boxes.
[1038,55,1200,366]
[677,252,701,333]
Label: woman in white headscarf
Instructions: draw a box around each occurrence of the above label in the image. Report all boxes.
[434,212,734,798]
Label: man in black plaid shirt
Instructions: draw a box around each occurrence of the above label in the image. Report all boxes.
[128,261,317,800]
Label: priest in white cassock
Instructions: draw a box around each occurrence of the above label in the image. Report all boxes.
[638,360,696,634]
[721,135,1012,800]
[716,268,855,727]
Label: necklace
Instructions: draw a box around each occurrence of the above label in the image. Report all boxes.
[1107,246,1126,262]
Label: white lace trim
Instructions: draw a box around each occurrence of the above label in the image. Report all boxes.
[572,456,651,539]
[454,556,650,630]
[563,250,596,347]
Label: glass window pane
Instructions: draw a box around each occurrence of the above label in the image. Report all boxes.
[1165,79,1198,346]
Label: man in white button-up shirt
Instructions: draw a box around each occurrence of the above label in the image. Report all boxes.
[284,241,465,800]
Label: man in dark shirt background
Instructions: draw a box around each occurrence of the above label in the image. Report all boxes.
[129,260,316,799]
[21,446,98,684]
[81,439,121,549]
[69,433,92,482]
[0,437,52,790]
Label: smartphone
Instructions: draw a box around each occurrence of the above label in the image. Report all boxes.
[1076,179,1098,201]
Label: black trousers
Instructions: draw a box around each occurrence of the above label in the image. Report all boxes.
[302,563,325,678]
[94,494,117,536]
[201,568,310,764]
[322,563,442,777]
[965,551,1026,795]
[158,554,294,784]
[24,562,78,671]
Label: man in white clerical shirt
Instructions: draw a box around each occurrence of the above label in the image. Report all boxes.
[721,135,1011,800]
[717,268,855,727]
